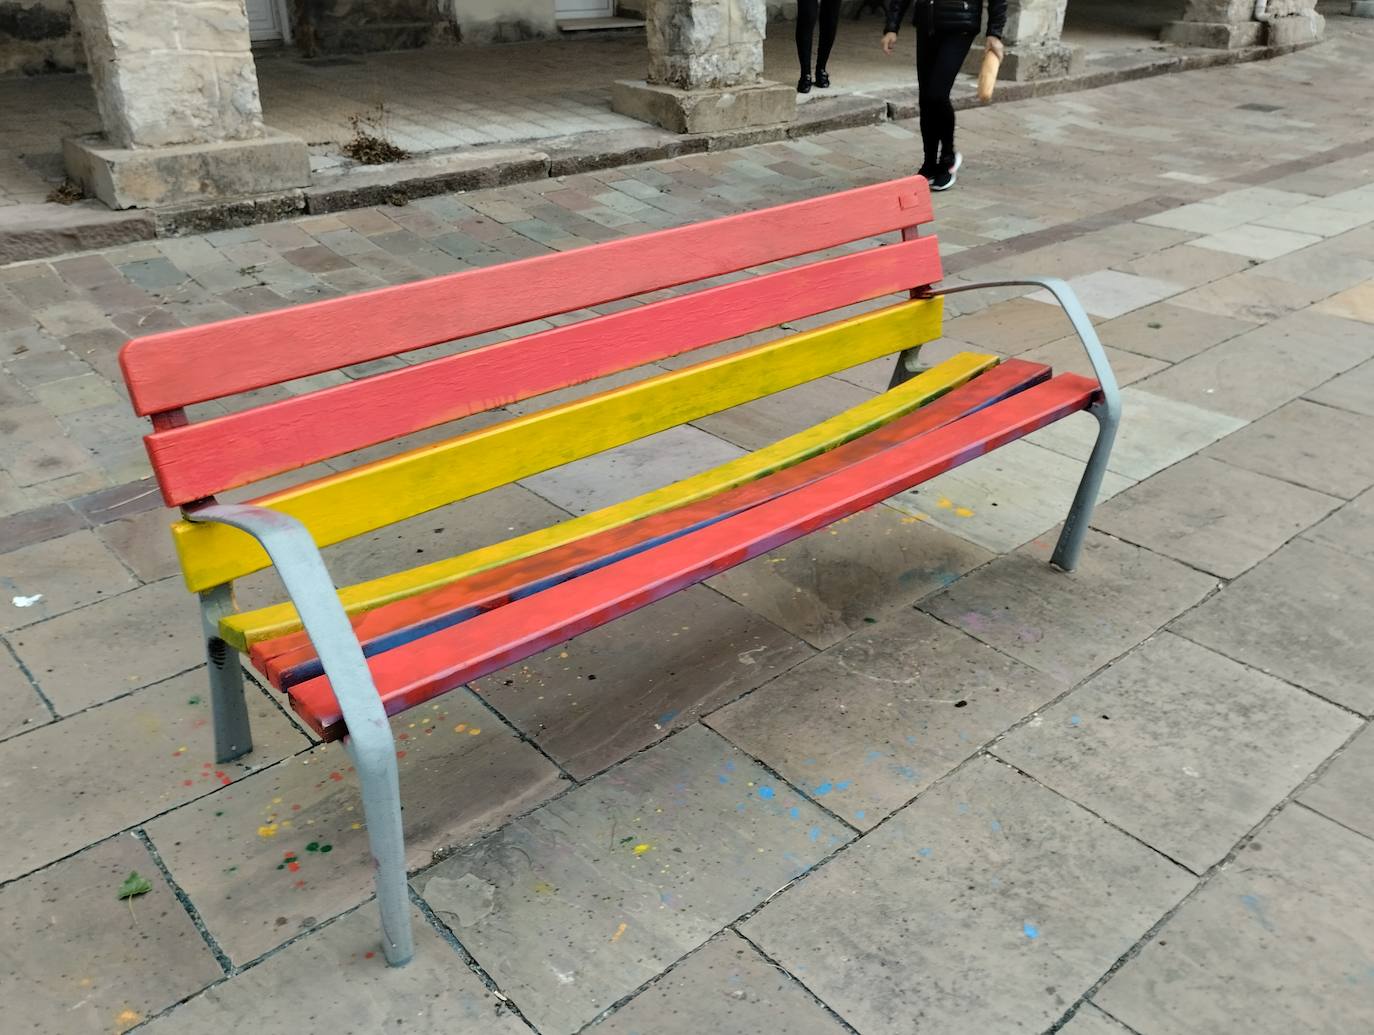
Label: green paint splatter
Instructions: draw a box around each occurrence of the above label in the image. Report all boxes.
[188,696,201,705]
[306,842,320,852]
[214,810,224,817]
[320,844,332,853]
[618,836,635,846]
[1147,322,1163,330]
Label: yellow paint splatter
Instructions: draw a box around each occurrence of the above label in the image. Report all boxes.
[454,723,467,733]
[257,823,279,838]
[351,822,363,830]
[936,497,953,509]
[116,1009,141,1028]
[533,881,556,895]
[468,727,481,736]
[954,507,975,518]
[632,843,651,855]
[611,922,628,943]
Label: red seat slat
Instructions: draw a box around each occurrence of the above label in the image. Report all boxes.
[288,374,1098,740]
[142,236,942,506]
[251,358,1050,689]
[119,177,934,417]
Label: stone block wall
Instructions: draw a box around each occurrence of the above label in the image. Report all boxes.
[0,0,83,76]
[647,0,767,89]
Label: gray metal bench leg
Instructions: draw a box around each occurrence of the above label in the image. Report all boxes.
[183,502,414,966]
[199,584,253,763]
[887,345,926,389]
[347,728,411,965]
[1050,401,1119,572]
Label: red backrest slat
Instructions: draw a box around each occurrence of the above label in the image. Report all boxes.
[119,177,934,416]
[143,236,943,505]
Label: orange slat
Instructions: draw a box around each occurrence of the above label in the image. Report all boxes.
[142,236,942,505]
[119,177,934,416]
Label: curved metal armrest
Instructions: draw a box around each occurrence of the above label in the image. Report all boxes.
[183,503,392,746]
[930,278,1122,422]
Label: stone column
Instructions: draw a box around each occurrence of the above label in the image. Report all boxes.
[611,0,796,135]
[987,0,1073,82]
[1161,0,1325,50]
[63,0,309,210]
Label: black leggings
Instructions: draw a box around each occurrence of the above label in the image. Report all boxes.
[797,0,842,76]
[916,29,977,166]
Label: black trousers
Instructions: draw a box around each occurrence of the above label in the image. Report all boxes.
[797,0,842,75]
[916,29,977,166]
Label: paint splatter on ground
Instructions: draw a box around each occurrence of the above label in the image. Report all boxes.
[1023,922,1040,940]
[758,786,776,799]
[611,922,628,942]
[632,843,652,855]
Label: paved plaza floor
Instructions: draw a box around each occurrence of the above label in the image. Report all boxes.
[2,10,1374,1035]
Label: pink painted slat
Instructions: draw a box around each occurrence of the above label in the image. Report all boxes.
[119,177,934,416]
[142,236,943,505]
[249,359,1049,688]
[289,374,1098,740]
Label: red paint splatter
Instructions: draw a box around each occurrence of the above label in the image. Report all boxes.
[395,751,407,759]
[328,771,343,782]
[287,861,300,872]
[182,779,194,786]
[293,879,306,889]
[291,803,301,811]
[364,951,376,959]
[397,733,410,741]
[202,762,212,769]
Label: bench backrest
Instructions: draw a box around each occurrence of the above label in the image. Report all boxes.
[121,177,943,592]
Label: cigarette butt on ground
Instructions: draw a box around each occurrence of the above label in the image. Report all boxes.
[978,50,1001,103]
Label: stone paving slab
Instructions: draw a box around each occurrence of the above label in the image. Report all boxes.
[924,530,1217,686]
[585,931,848,1035]
[1025,387,1247,482]
[707,609,1063,831]
[993,633,1360,874]
[1028,270,1184,320]
[1173,539,1374,716]
[0,669,306,885]
[1092,455,1340,579]
[0,529,136,632]
[1116,243,1253,292]
[1305,356,1374,417]
[0,646,48,741]
[0,832,222,1035]
[705,505,993,650]
[742,755,1195,1035]
[6,577,207,713]
[1299,724,1374,841]
[145,687,563,965]
[1096,806,1374,1035]
[1133,308,1374,420]
[137,905,532,1035]
[942,297,1083,354]
[413,725,850,1035]
[888,439,1134,555]
[1059,1004,1136,1035]
[1202,398,1374,499]
[1302,486,1374,562]
[693,376,878,454]
[474,585,812,780]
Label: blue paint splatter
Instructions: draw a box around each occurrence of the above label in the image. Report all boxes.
[718,775,730,784]
[855,810,867,821]
[724,759,736,772]
[990,819,1003,833]
[957,803,970,815]
[865,750,885,762]
[757,786,775,800]
[835,780,852,791]
[1069,714,1082,727]
[808,826,822,843]
[813,781,834,797]
[917,847,933,858]
[1023,922,1040,940]
[789,806,801,819]
[891,765,917,781]
[1240,894,1276,932]
[658,709,680,725]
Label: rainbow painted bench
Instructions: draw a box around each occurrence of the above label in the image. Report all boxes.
[120,176,1119,965]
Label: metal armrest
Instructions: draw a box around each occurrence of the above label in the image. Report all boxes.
[183,503,392,754]
[929,277,1121,422]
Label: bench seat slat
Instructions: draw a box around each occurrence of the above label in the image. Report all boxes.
[252,358,1051,689]
[288,374,1099,740]
[143,235,942,506]
[119,177,934,416]
[219,338,976,652]
[176,297,944,595]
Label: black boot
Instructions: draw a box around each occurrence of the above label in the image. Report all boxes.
[816,68,831,89]
[797,73,813,94]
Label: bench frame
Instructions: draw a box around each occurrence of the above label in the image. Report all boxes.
[177,271,1118,968]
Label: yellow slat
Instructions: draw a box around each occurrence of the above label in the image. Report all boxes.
[220,348,1002,651]
[176,297,944,596]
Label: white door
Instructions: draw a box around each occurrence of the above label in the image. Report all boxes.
[555,0,616,20]
[247,0,284,42]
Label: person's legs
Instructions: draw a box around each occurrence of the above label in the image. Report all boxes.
[929,31,977,165]
[796,0,818,82]
[915,29,940,171]
[816,0,842,79]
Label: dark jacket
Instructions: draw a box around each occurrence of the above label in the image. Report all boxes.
[885,0,1007,38]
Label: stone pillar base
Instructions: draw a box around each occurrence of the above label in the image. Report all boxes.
[1267,12,1326,46]
[1160,20,1264,48]
[611,79,796,135]
[63,130,311,210]
[962,42,1074,81]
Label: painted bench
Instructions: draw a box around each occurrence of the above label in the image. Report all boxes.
[119,176,1119,966]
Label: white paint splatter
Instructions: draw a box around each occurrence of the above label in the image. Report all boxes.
[11,594,43,608]
[737,647,767,665]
